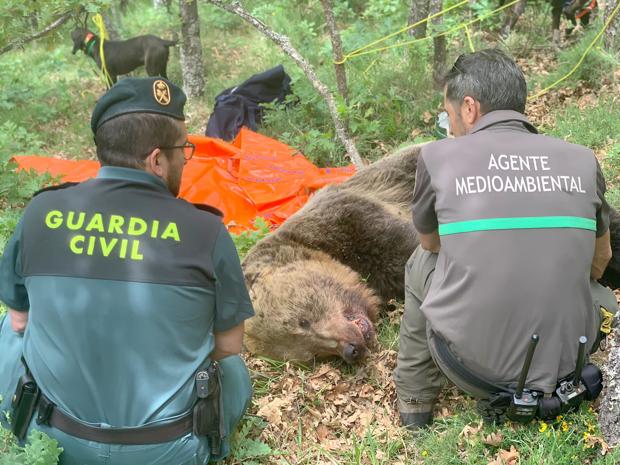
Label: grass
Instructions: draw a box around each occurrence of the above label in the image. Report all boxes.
[223,310,620,465]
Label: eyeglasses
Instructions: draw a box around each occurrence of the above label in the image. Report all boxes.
[159,141,196,161]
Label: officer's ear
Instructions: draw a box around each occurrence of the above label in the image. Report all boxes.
[461,96,481,127]
[144,148,166,178]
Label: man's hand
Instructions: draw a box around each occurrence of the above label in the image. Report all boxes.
[212,321,245,361]
[591,230,612,280]
[9,308,28,333]
[419,230,441,253]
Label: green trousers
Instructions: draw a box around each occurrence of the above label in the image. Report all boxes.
[393,246,619,404]
[0,314,252,465]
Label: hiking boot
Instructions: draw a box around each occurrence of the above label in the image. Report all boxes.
[398,398,434,431]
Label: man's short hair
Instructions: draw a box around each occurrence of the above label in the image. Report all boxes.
[95,113,185,169]
[442,49,527,114]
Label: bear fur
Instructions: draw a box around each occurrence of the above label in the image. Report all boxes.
[242,145,620,363]
[242,145,421,363]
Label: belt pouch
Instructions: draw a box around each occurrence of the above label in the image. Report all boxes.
[192,363,223,456]
[11,373,40,440]
[581,363,603,400]
[537,397,562,420]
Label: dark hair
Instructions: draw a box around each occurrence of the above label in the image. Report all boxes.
[95,113,185,169]
[442,49,527,114]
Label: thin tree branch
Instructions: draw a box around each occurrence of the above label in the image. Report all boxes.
[0,11,73,56]
[205,0,364,168]
[320,0,348,102]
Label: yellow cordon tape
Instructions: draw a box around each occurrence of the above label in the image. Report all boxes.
[465,25,475,52]
[93,14,114,88]
[528,0,620,100]
[335,1,619,102]
[333,0,470,64]
[334,0,519,63]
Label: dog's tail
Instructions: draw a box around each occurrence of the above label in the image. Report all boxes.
[161,39,178,47]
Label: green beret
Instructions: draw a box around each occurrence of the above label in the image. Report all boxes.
[91,77,186,134]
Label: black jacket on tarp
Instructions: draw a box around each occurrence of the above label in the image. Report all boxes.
[205,65,292,141]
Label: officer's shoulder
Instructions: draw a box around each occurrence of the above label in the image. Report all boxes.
[175,197,224,220]
[420,137,460,157]
[32,182,80,199]
[192,202,224,218]
[537,134,595,156]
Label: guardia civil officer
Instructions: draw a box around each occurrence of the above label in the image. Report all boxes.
[0,77,254,464]
[393,49,619,429]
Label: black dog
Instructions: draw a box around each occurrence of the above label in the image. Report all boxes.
[71,28,177,84]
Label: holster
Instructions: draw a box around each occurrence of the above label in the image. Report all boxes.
[11,371,40,441]
[193,362,225,456]
[581,363,603,401]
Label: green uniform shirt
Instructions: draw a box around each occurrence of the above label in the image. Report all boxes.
[413,110,609,393]
[0,167,254,426]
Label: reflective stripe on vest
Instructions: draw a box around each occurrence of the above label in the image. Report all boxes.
[438,216,596,236]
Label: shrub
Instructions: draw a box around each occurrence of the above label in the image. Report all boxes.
[0,427,62,465]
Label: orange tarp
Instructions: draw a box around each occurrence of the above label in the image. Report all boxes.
[13,128,355,232]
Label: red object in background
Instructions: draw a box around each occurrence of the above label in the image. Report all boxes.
[12,128,355,233]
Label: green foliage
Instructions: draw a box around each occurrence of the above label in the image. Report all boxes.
[0,47,99,160]
[361,0,406,22]
[0,427,62,465]
[0,122,43,158]
[0,0,109,53]
[602,143,620,209]
[228,416,273,464]
[549,97,620,150]
[534,23,619,91]
[500,4,554,57]
[0,163,51,251]
[546,96,620,209]
[231,217,271,259]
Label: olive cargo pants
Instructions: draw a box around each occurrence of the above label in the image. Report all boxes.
[393,246,619,404]
[0,314,252,465]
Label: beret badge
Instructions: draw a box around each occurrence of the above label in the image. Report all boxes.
[153,80,171,106]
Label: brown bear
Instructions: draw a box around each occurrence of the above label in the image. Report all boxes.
[242,145,620,363]
[242,145,422,363]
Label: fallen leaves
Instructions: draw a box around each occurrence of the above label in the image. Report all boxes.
[584,433,611,455]
[487,445,520,465]
[483,431,505,447]
[245,346,404,457]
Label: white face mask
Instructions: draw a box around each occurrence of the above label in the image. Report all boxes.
[436,111,452,139]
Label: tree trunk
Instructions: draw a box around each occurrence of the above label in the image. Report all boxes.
[500,0,527,37]
[430,0,446,87]
[179,0,205,98]
[603,0,620,56]
[408,0,430,38]
[206,0,364,169]
[599,323,620,447]
[103,13,120,40]
[320,0,348,102]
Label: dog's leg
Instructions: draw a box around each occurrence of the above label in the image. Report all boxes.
[145,48,169,79]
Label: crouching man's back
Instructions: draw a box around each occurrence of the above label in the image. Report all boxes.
[0,77,254,464]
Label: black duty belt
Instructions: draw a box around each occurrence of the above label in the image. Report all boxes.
[432,331,512,395]
[36,394,193,444]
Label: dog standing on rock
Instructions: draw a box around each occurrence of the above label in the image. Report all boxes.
[71,28,177,84]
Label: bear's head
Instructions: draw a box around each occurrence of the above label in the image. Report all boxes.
[245,256,380,363]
